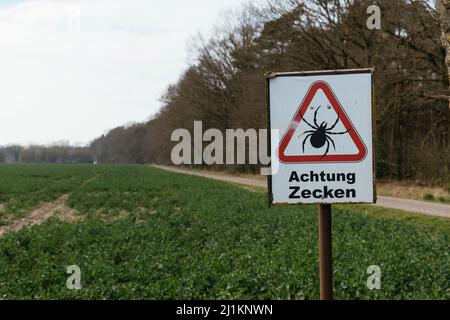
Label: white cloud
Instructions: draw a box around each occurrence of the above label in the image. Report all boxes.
[0,0,255,146]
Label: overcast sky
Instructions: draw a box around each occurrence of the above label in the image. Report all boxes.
[0,0,259,146]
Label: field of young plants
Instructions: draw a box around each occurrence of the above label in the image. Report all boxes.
[0,164,448,299]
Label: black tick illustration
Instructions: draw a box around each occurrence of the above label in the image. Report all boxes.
[300,106,351,158]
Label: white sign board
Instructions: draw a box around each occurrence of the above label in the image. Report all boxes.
[267,69,375,205]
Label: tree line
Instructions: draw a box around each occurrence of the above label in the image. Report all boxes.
[0,145,93,164]
[92,0,449,183]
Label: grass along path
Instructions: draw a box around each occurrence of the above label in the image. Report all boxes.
[151,165,450,218]
[178,167,450,204]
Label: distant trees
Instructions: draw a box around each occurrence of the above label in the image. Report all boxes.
[0,145,93,164]
[0,146,23,163]
[90,0,450,184]
[91,123,146,164]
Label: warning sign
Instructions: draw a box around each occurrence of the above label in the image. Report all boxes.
[278,81,367,163]
[267,69,375,205]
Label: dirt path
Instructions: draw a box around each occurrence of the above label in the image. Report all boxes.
[0,194,80,236]
[151,165,450,218]
[0,174,101,237]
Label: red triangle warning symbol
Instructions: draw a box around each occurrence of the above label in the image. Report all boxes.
[277,81,367,163]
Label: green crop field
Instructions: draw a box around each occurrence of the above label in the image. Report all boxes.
[0,164,448,299]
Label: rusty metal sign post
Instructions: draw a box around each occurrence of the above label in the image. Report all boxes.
[266,69,376,300]
[318,204,333,300]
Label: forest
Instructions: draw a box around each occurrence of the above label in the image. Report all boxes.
[90,0,450,183]
[4,0,450,184]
